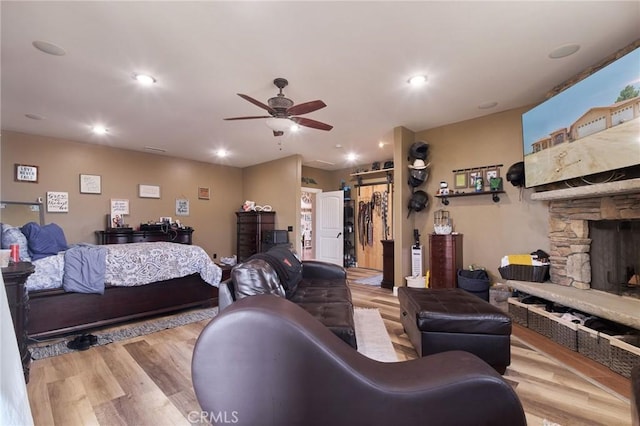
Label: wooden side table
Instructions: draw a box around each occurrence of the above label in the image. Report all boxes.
[2,261,35,382]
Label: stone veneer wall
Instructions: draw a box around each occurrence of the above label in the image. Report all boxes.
[548,193,640,289]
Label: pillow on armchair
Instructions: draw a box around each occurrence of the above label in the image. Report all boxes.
[232,258,286,301]
[20,222,68,261]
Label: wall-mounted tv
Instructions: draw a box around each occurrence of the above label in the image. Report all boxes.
[522,46,640,188]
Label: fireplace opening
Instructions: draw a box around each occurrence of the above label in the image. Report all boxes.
[590,220,640,298]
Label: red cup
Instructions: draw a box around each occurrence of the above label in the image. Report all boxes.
[9,244,19,263]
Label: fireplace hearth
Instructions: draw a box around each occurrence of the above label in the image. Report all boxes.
[590,220,640,298]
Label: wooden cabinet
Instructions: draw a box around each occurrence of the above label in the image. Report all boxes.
[381,239,394,289]
[96,228,193,245]
[236,211,276,262]
[2,262,35,382]
[429,234,463,289]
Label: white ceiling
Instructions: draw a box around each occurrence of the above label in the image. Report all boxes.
[2,1,639,170]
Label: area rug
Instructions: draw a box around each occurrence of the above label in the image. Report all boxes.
[30,305,397,362]
[354,307,397,362]
[30,307,219,360]
[353,273,383,286]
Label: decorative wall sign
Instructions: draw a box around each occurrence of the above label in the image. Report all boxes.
[15,164,39,183]
[198,187,210,200]
[110,199,129,216]
[176,199,190,216]
[79,174,102,194]
[138,184,160,199]
[47,191,69,212]
[484,168,500,187]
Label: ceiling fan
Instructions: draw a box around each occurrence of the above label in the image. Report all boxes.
[224,78,333,136]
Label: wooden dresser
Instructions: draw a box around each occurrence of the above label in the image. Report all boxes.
[429,234,463,289]
[236,211,276,262]
[2,261,35,382]
[96,228,193,245]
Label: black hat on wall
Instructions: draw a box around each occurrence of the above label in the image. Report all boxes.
[506,162,525,187]
[407,190,429,217]
[409,141,429,160]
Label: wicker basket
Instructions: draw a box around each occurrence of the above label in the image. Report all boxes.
[609,334,640,378]
[549,313,578,351]
[498,264,549,282]
[577,325,612,367]
[527,305,553,339]
[507,297,528,327]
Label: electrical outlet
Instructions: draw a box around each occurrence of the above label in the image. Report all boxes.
[213,253,217,259]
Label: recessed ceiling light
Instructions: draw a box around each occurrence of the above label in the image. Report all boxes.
[133,73,156,85]
[92,125,108,135]
[290,124,300,132]
[549,43,580,59]
[335,144,343,149]
[478,101,498,110]
[347,152,358,162]
[216,149,228,157]
[32,40,66,56]
[378,141,387,148]
[25,113,45,120]
[407,75,427,86]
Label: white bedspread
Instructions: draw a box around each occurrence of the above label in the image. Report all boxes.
[26,242,222,292]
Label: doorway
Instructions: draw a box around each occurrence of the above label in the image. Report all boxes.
[300,187,321,260]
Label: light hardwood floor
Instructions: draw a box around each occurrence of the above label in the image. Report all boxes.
[26,268,632,425]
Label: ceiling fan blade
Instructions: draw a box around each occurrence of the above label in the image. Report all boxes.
[287,100,326,116]
[224,115,272,121]
[291,116,333,131]
[237,94,276,114]
[273,130,284,137]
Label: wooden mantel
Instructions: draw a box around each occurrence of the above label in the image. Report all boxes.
[530,178,640,201]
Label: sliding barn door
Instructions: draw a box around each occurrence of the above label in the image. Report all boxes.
[355,185,393,270]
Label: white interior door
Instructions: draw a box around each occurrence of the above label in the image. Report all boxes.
[314,190,344,265]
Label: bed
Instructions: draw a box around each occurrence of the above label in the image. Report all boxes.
[0,202,223,339]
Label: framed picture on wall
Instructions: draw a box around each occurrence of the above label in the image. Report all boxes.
[15,164,39,183]
[138,184,160,199]
[79,174,101,194]
[198,187,210,200]
[484,168,500,187]
[453,171,468,189]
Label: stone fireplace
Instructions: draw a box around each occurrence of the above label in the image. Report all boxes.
[539,181,640,292]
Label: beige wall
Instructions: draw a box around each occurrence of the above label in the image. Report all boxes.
[1,131,243,258]
[414,108,550,282]
[242,155,302,246]
[301,166,336,192]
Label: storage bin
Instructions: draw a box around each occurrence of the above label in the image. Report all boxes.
[548,313,578,351]
[498,264,550,282]
[405,276,425,288]
[457,269,490,301]
[527,305,553,339]
[577,325,612,367]
[507,297,528,327]
[610,334,640,378]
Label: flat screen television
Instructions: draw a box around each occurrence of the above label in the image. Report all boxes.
[522,46,640,188]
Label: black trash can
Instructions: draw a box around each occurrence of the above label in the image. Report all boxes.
[457,269,490,302]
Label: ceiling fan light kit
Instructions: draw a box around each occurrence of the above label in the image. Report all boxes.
[225,78,333,136]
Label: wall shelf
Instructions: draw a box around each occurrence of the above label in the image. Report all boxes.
[435,190,505,205]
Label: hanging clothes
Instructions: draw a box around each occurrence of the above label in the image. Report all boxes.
[381,190,389,240]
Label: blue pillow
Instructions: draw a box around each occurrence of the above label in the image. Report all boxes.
[1,224,31,261]
[20,222,68,261]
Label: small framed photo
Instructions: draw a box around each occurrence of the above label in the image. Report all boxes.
[453,171,468,189]
[139,184,160,199]
[15,164,39,183]
[469,170,482,187]
[484,168,500,187]
[198,187,210,200]
[79,174,102,194]
[176,199,189,216]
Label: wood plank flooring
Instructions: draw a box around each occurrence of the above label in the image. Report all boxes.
[26,268,632,425]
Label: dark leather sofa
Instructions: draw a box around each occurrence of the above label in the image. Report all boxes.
[192,295,527,426]
[218,253,357,348]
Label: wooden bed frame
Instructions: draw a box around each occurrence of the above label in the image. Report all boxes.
[28,273,220,339]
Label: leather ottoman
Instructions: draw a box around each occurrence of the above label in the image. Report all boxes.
[399,287,512,374]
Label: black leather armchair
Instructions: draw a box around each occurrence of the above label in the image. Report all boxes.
[192,295,526,426]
